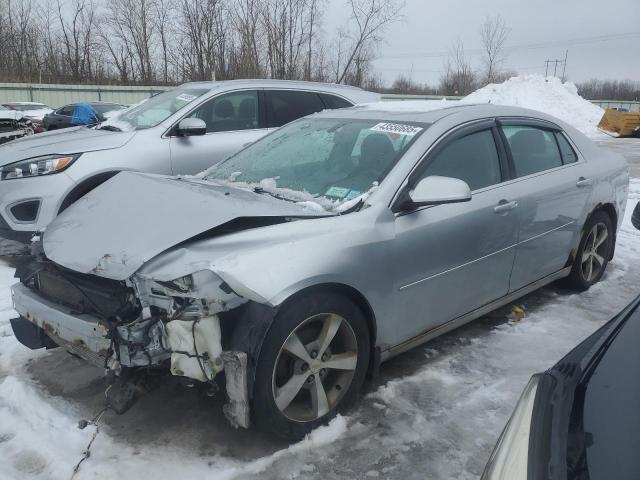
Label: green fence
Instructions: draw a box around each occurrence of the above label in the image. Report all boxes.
[0,83,167,108]
[0,83,637,111]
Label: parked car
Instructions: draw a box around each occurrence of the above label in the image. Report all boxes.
[2,102,53,133]
[9,104,628,439]
[42,101,126,131]
[0,80,379,242]
[483,204,640,479]
[0,104,33,144]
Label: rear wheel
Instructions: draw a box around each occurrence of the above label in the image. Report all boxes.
[566,211,613,291]
[252,292,370,440]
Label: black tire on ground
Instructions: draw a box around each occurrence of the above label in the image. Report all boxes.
[251,292,370,440]
[565,210,614,291]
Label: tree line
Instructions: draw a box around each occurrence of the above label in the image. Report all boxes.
[576,79,640,101]
[1,2,636,100]
[0,0,401,88]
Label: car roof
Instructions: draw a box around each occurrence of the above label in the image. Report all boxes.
[311,102,568,127]
[181,78,368,93]
[63,102,123,107]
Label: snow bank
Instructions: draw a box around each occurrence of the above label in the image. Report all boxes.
[463,75,606,138]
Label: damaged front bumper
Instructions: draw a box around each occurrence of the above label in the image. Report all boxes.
[10,267,252,428]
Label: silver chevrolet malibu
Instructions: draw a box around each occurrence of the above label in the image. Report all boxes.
[10,104,629,439]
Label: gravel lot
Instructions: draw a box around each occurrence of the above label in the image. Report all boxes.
[0,139,638,480]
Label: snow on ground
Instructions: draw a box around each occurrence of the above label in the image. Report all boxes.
[463,75,606,139]
[0,176,637,479]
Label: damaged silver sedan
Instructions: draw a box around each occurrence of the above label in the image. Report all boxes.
[10,104,628,439]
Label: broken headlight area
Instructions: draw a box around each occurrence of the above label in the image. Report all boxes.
[18,259,246,381]
[13,249,252,427]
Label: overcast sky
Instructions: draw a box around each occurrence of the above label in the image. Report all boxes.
[324,0,640,86]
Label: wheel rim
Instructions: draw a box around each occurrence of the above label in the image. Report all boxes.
[272,313,358,423]
[580,222,609,282]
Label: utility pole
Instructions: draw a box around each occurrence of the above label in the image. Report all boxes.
[544,53,568,81]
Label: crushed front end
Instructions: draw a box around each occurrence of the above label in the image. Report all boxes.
[10,246,251,428]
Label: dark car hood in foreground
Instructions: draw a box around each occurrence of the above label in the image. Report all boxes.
[0,126,135,167]
[43,172,330,280]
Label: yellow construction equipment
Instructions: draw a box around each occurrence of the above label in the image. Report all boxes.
[597,108,640,138]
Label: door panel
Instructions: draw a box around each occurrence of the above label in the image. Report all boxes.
[392,185,519,346]
[500,125,592,290]
[508,163,590,290]
[389,126,518,347]
[170,129,267,175]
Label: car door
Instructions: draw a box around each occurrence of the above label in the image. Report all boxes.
[49,105,74,129]
[498,120,591,291]
[169,90,266,175]
[391,121,520,345]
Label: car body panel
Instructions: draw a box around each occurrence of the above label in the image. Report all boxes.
[0,127,136,167]
[33,104,629,356]
[43,171,331,280]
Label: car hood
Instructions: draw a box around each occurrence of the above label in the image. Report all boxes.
[43,172,331,280]
[0,126,135,167]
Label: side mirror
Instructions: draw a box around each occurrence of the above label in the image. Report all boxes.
[176,118,207,137]
[408,176,472,207]
[632,202,640,231]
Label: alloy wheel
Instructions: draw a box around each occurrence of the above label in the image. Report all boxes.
[272,313,358,423]
[581,222,609,282]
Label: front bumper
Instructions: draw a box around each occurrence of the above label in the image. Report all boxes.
[11,282,112,367]
[0,171,75,241]
[11,281,251,428]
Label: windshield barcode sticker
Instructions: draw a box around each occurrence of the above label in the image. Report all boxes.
[176,93,197,102]
[370,122,423,136]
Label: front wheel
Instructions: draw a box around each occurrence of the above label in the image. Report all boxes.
[252,292,370,440]
[566,211,613,291]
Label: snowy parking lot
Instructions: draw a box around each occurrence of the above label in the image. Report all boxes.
[0,138,638,480]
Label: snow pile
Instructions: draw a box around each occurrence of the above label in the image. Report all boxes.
[463,75,606,138]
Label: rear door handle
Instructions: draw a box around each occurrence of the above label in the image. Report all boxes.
[494,200,518,214]
[576,177,593,188]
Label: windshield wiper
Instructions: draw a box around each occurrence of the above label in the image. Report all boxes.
[96,124,122,132]
[252,186,298,203]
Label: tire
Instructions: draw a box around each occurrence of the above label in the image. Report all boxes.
[252,292,370,440]
[566,211,613,291]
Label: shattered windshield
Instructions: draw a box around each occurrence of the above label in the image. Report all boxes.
[98,87,209,131]
[203,117,426,208]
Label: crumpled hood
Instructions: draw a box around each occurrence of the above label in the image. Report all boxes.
[43,171,330,280]
[0,126,135,167]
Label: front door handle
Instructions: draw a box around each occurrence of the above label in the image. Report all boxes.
[576,177,593,188]
[494,200,518,214]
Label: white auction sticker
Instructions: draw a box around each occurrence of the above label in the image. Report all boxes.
[176,93,197,102]
[370,122,423,136]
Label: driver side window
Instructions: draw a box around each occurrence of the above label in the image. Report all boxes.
[418,129,502,191]
[188,90,259,133]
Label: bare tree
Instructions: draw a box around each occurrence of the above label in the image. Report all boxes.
[439,39,477,95]
[480,15,510,84]
[335,0,404,85]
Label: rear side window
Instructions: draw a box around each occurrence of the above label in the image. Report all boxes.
[266,90,325,127]
[555,132,578,164]
[419,129,502,191]
[320,93,353,109]
[502,126,563,177]
[58,106,74,116]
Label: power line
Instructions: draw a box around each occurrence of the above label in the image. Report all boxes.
[377,31,640,60]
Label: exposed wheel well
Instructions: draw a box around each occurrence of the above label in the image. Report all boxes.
[58,171,121,214]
